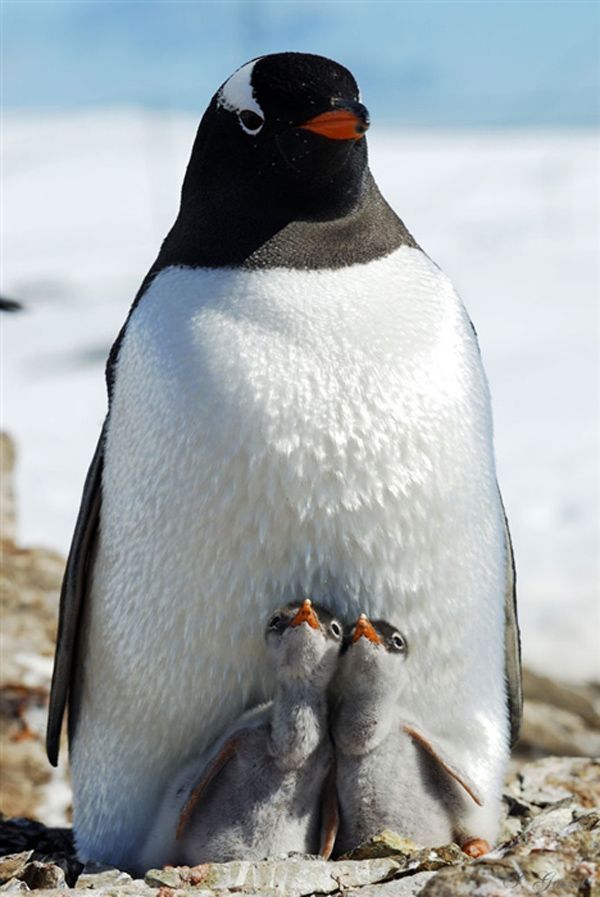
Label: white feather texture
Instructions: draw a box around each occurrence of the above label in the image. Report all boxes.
[70,245,509,868]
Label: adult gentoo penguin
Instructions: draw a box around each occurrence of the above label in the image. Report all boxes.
[47,52,521,871]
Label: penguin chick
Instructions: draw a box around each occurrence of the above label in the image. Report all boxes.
[139,600,342,871]
[332,614,491,858]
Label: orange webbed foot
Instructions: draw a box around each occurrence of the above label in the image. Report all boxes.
[462,837,491,858]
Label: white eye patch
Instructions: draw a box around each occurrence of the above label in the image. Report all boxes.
[218,59,265,135]
[238,109,264,135]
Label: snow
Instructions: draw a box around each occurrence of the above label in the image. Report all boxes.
[2,109,598,681]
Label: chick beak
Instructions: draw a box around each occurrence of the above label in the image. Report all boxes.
[352,613,381,644]
[290,598,320,630]
[299,100,370,141]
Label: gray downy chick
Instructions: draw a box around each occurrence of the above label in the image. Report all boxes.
[332,614,490,859]
[140,599,341,870]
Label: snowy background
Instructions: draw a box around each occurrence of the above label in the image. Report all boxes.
[2,1,599,683]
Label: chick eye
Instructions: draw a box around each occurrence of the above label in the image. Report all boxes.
[391,633,407,653]
[268,614,281,630]
[329,620,342,640]
[239,110,264,134]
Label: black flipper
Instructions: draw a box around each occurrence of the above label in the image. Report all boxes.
[501,496,523,748]
[46,423,105,766]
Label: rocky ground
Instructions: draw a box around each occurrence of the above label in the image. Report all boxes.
[1,432,599,895]
[0,756,599,895]
[0,435,71,825]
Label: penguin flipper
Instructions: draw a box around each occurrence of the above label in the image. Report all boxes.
[501,500,523,748]
[176,731,243,839]
[319,760,339,860]
[46,423,105,766]
[403,724,484,806]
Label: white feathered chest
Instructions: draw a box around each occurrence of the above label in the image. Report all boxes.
[86,244,506,792]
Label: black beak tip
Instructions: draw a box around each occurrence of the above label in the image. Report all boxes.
[332,98,370,131]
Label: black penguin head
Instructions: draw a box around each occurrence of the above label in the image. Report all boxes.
[265,598,343,685]
[148,51,414,274]
[179,53,370,224]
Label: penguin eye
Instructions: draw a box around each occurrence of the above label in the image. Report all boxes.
[238,110,264,135]
[391,633,407,653]
[329,620,342,640]
[268,614,281,630]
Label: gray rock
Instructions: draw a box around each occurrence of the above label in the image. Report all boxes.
[0,881,30,893]
[521,699,600,757]
[0,855,32,886]
[342,831,421,860]
[419,858,532,897]
[17,860,66,889]
[1,432,17,546]
[144,866,184,889]
[342,834,465,873]
[75,863,132,889]
[144,849,458,895]
[421,806,600,896]
[146,855,401,895]
[523,667,600,729]
[332,857,402,890]
[505,755,600,810]
[145,857,341,894]
[346,872,436,896]
[87,883,156,897]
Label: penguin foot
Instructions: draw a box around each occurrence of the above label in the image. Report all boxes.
[461,838,490,858]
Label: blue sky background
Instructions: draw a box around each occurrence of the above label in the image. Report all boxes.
[2,0,599,127]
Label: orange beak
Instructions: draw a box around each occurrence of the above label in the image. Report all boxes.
[352,613,381,644]
[290,598,320,630]
[299,105,369,141]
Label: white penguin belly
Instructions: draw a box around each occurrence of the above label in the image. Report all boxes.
[71,246,508,866]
